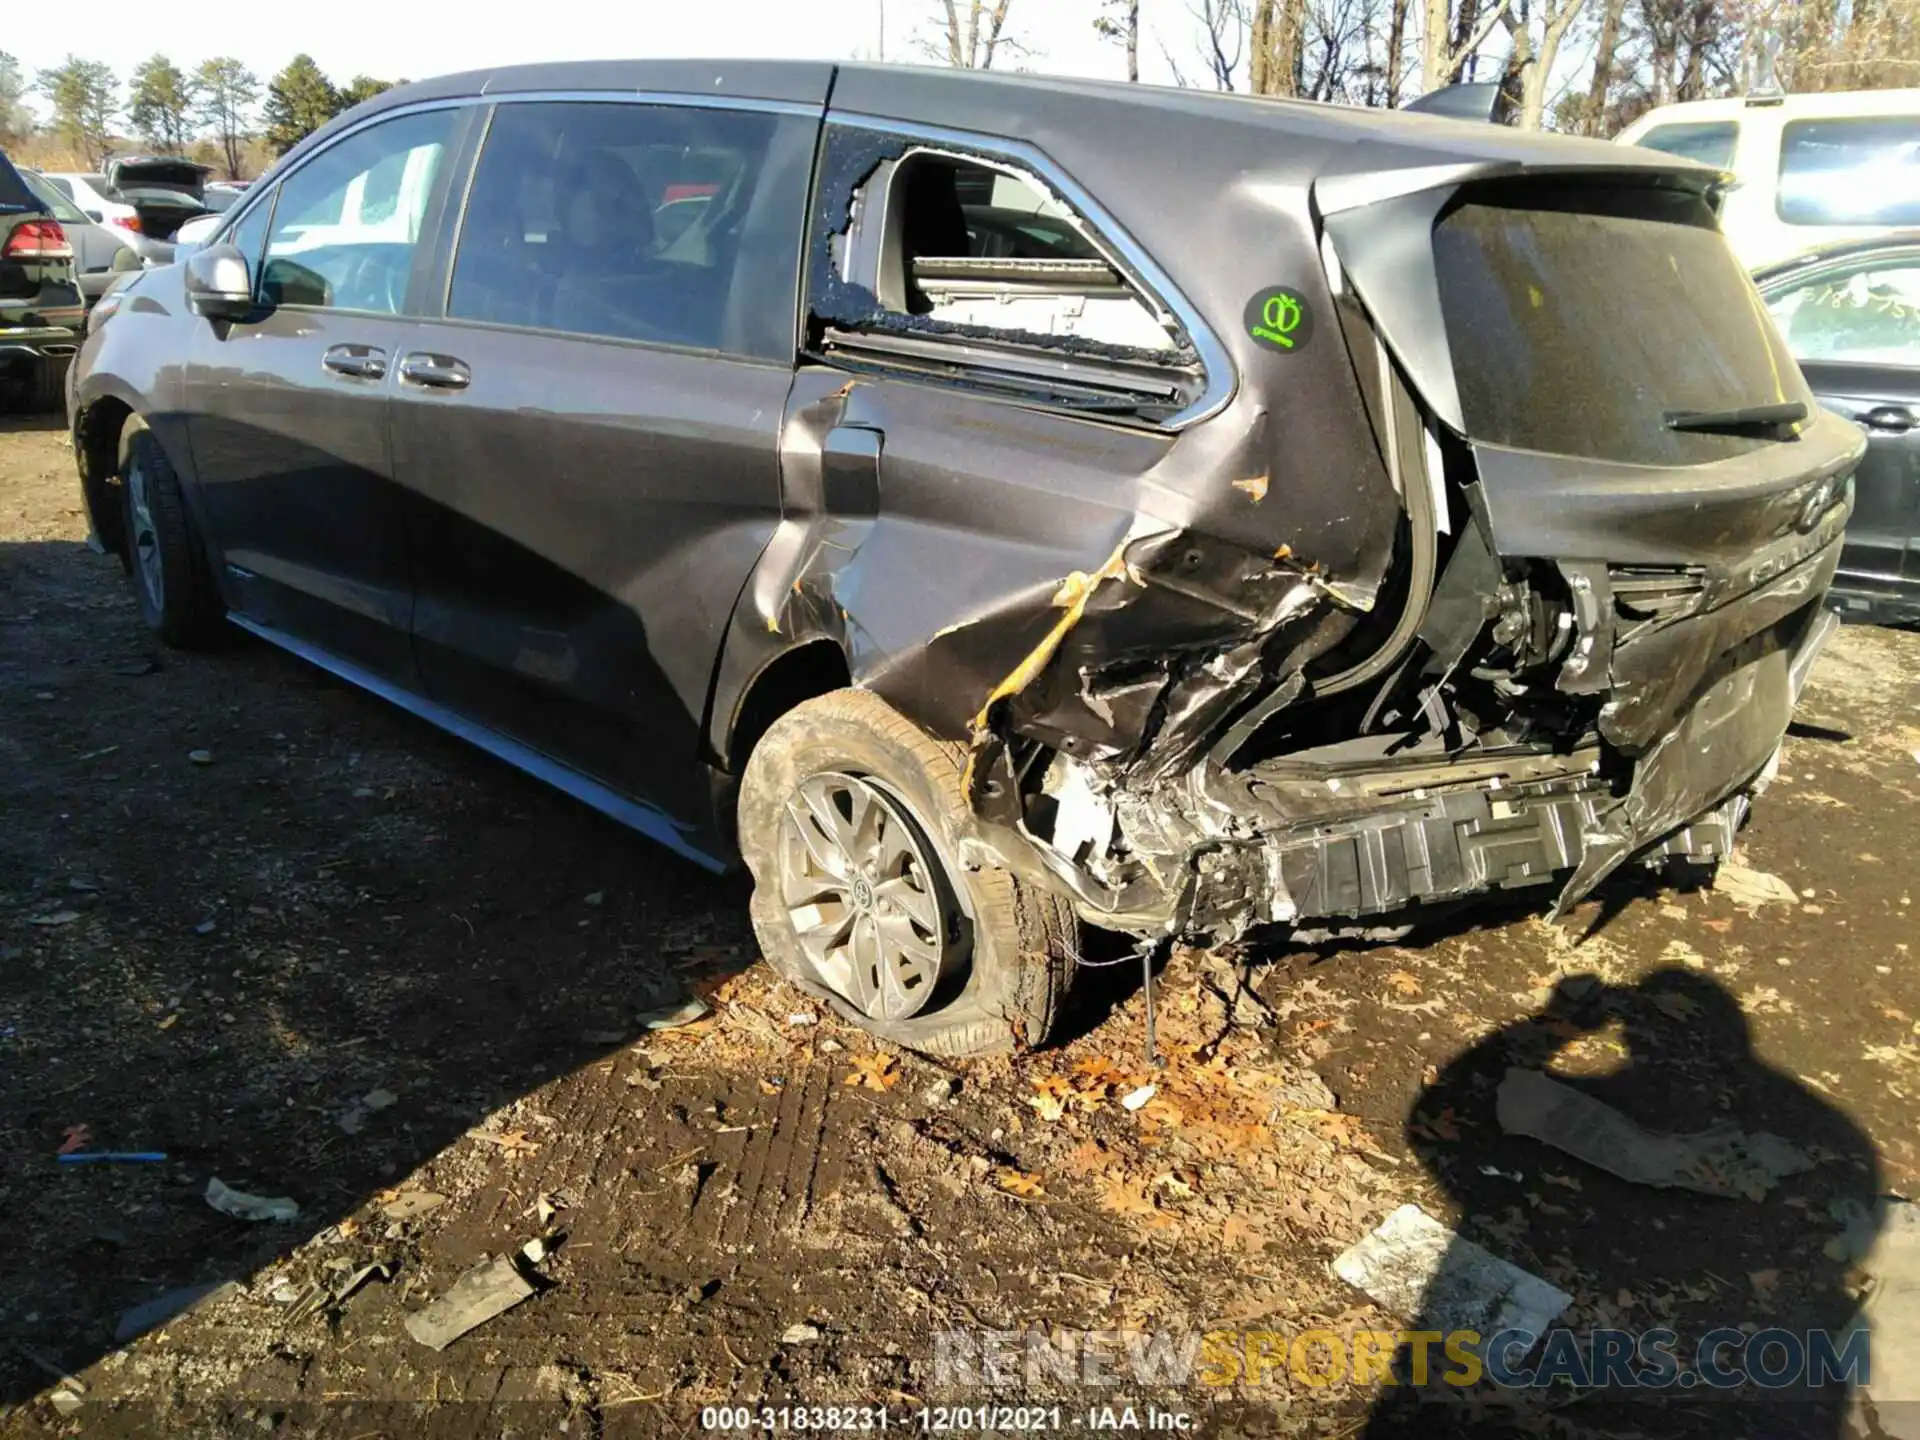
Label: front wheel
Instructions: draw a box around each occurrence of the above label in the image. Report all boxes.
[738,688,1078,1058]
[120,422,223,647]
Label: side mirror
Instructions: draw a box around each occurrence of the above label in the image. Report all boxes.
[184,243,255,320]
[172,213,224,260]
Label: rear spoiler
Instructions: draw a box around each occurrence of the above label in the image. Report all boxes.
[1404,82,1506,124]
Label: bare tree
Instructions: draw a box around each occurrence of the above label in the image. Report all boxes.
[1421,0,1513,91]
[1501,0,1592,127]
[1192,0,1250,87]
[934,0,1020,69]
[1579,0,1630,131]
[1096,0,1143,79]
[1249,0,1313,93]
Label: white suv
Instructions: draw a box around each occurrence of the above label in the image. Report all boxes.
[1616,89,1920,269]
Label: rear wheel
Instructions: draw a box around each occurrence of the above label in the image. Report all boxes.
[120,423,223,647]
[738,688,1077,1058]
[27,356,67,412]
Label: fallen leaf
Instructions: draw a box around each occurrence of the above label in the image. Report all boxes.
[1384,970,1423,997]
[1650,991,1703,1021]
[467,1128,540,1155]
[1714,862,1797,909]
[993,1167,1046,1199]
[29,910,81,927]
[1152,1170,1195,1200]
[1097,1175,1162,1220]
[1222,1213,1265,1254]
[1027,1076,1072,1122]
[1750,1268,1780,1299]
[1543,1172,1584,1192]
[846,1053,900,1093]
[58,1124,92,1155]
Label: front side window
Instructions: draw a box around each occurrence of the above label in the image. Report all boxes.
[1779,116,1920,227]
[447,99,812,359]
[224,192,274,274]
[1635,121,1739,169]
[1434,182,1808,466]
[260,108,455,314]
[1764,252,1920,364]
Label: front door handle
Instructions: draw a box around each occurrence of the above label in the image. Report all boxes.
[321,343,387,381]
[1860,405,1916,434]
[398,352,471,391]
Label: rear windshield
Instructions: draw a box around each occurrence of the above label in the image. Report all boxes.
[1778,117,1920,227]
[1433,184,1807,466]
[1635,121,1739,168]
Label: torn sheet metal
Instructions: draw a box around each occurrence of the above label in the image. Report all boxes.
[1496,1067,1811,1200]
[1333,1202,1572,1338]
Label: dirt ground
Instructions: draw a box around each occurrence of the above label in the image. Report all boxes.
[3,408,1918,1439]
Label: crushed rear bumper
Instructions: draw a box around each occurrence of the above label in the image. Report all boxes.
[977,542,1842,938]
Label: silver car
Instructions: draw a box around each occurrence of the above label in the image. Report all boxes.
[18,168,140,308]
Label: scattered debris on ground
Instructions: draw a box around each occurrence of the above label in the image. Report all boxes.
[1333,1202,1573,1336]
[204,1177,300,1223]
[1496,1066,1811,1199]
[403,1255,537,1351]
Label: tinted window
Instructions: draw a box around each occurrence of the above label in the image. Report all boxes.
[448,100,812,359]
[44,176,76,202]
[1779,117,1920,226]
[1434,185,1807,466]
[1635,121,1739,168]
[260,108,454,314]
[1764,251,1920,364]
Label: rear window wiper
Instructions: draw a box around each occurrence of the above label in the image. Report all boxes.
[1664,400,1808,435]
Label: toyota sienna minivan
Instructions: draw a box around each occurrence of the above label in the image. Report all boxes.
[70,61,1860,1054]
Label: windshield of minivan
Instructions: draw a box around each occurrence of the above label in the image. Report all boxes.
[1433,185,1809,466]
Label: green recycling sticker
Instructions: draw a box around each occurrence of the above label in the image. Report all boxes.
[1244,286,1314,353]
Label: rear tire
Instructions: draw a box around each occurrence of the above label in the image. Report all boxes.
[738,688,1077,1058]
[120,422,223,648]
[27,356,67,412]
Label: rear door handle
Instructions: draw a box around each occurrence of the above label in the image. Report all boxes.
[321,343,387,381]
[1859,405,1915,434]
[398,352,471,391]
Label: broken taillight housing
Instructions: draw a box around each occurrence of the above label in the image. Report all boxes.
[4,220,73,259]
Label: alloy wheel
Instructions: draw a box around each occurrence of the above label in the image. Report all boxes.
[126,455,163,612]
[776,771,956,1021]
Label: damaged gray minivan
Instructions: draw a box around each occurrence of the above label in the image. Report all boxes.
[69,62,1861,1056]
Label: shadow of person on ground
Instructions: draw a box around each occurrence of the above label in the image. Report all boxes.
[1360,968,1884,1438]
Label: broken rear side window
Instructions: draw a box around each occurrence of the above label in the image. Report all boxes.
[1433,183,1809,467]
[811,129,1200,414]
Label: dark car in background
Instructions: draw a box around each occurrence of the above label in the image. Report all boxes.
[1758,233,1920,625]
[0,149,82,411]
[68,62,1861,1055]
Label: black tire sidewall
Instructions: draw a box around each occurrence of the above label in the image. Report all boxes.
[120,424,219,646]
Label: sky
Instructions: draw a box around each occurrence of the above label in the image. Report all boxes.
[12,0,1203,104]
